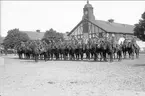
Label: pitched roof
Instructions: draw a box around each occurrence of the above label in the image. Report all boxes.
[94,20,134,34]
[68,19,135,36]
[84,3,93,8]
[20,31,45,40]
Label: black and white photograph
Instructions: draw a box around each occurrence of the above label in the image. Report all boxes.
[0,0,145,96]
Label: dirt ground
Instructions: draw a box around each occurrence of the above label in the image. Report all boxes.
[0,54,145,96]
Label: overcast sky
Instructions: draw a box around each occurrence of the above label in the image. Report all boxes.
[1,1,145,37]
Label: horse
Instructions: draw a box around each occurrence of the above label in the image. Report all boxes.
[122,39,129,59]
[100,40,114,62]
[85,44,91,60]
[116,44,122,61]
[127,40,140,59]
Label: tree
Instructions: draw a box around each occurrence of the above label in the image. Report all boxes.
[42,28,64,43]
[134,11,145,41]
[3,28,30,49]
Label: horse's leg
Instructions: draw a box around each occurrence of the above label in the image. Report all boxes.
[132,52,134,60]
[85,51,88,60]
[109,52,113,62]
[123,51,125,59]
[81,52,83,60]
[118,51,122,61]
[96,52,98,61]
[60,52,62,60]
[100,52,103,61]
[132,45,135,59]
[35,54,38,62]
[44,53,47,61]
[94,52,97,61]
[111,53,113,62]
[117,52,119,59]
[91,52,93,59]
[117,52,120,61]
[120,50,122,60]
[64,53,66,60]
[124,50,127,59]
[20,53,22,59]
[74,53,77,60]
[76,52,79,60]
[88,51,90,60]
[137,49,139,58]
[136,49,139,59]
[103,52,107,62]
[128,49,131,59]
[51,53,53,60]
[18,53,21,59]
[113,49,116,59]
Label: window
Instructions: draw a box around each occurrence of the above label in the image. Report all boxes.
[99,33,103,38]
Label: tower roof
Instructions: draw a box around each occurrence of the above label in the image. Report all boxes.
[84,0,92,8]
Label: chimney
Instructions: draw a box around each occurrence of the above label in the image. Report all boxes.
[108,19,114,23]
[36,30,40,33]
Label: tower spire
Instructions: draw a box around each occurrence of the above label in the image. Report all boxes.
[87,0,89,4]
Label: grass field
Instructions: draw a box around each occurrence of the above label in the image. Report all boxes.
[0,54,145,96]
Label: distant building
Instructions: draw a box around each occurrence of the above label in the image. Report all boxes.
[19,30,45,40]
[20,30,68,41]
[68,1,135,42]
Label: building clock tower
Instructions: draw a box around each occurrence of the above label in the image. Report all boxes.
[82,0,95,21]
[82,0,95,43]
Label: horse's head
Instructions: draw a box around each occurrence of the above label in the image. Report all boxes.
[100,41,107,50]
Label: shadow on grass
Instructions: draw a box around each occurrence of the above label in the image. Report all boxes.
[42,59,109,62]
[15,58,123,63]
[20,60,38,63]
[133,64,145,67]
[9,56,139,63]
[17,58,109,63]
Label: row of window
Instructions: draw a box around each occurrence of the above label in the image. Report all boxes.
[70,32,104,39]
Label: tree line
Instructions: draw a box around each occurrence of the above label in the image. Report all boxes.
[3,28,64,50]
[134,11,145,41]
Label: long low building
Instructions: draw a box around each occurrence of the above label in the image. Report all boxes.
[19,30,45,40]
[19,29,67,40]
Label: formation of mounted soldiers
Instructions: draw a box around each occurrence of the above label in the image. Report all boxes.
[14,36,140,62]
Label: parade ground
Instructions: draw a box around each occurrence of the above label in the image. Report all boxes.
[0,54,145,96]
